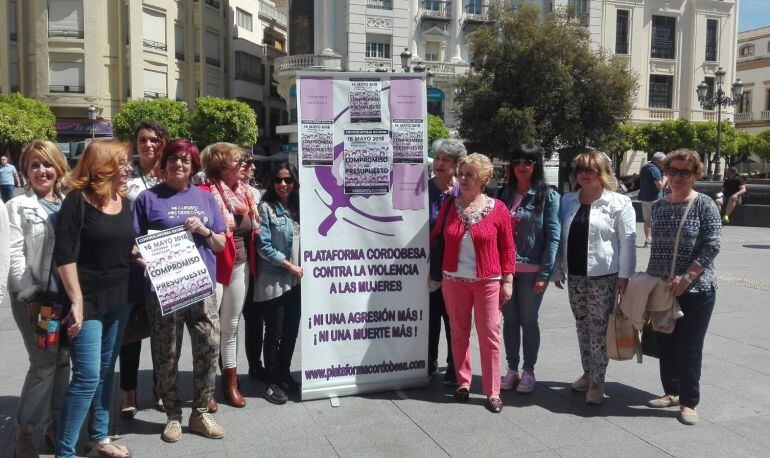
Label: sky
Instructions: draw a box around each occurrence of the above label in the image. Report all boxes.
[738,0,770,33]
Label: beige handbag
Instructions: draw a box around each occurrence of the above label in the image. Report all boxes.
[607,296,640,361]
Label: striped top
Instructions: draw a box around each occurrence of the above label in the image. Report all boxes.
[646,193,721,292]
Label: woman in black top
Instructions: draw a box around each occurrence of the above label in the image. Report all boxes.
[54,140,135,458]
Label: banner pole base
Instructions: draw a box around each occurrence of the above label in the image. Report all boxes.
[330,396,341,408]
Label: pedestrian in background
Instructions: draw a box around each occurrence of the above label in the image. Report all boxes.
[427,138,465,385]
[1,154,22,202]
[6,141,70,457]
[645,149,721,426]
[553,150,636,405]
[54,139,135,458]
[431,153,515,413]
[715,166,746,224]
[497,144,561,394]
[638,152,667,247]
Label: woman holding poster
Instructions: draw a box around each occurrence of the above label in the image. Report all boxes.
[132,140,228,443]
[431,153,515,414]
[253,162,302,405]
[200,142,261,408]
[54,140,135,457]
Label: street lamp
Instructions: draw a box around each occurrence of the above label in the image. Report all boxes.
[400,48,412,72]
[87,105,97,141]
[696,66,743,181]
[426,69,434,88]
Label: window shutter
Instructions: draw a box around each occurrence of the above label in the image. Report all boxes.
[143,69,167,97]
[50,61,84,86]
[143,8,167,46]
[48,0,84,33]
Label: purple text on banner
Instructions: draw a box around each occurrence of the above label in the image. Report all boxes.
[389,78,423,119]
[300,77,334,121]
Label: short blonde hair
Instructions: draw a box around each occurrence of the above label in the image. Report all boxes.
[458,153,493,190]
[201,142,245,181]
[571,150,616,191]
[64,140,129,205]
[664,149,703,178]
[20,140,70,196]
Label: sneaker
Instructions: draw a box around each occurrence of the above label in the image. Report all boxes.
[428,360,439,377]
[501,368,519,391]
[571,373,590,392]
[442,367,458,386]
[585,382,604,405]
[516,371,536,394]
[188,410,225,439]
[647,395,680,408]
[161,419,182,443]
[722,214,729,223]
[265,383,288,405]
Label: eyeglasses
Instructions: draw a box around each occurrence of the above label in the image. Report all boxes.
[168,155,192,165]
[236,157,249,165]
[575,166,598,175]
[665,167,694,179]
[456,171,477,180]
[511,159,535,168]
[273,177,295,185]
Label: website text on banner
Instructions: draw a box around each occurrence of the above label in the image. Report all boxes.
[297,72,430,400]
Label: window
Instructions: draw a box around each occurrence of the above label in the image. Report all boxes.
[425,42,441,62]
[651,15,676,59]
[615,10,630,55]
[175,78,185,100]
[10,63,19,92]
[48,0,84,38]
[175,25,184,60]
[466,0,482,15]
[235,51,264,84]
[704,76,715,102]
[568,0,588,18]
[424,1,439,11]
[705,19,718,62]
[49,60,84,93]
[9,0,17,41]
[236,8,253,32]
[649,75,673,109]
[738,91,752,114]
[366,37,391,59]
[142,8,167,51]
[740,44,754,57]
[205,31,220,67]
[767,88,770,111]
[143,69,167,99]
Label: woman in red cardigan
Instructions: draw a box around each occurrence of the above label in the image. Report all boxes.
[430,153,516,413]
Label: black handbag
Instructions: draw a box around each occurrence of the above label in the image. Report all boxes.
[429,197,453,282]
[641,322,662,359]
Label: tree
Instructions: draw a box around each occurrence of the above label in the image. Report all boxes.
[756,130,770,160]
[693,121,737,176]
[600,124,635,175]
[455,5,637,159]
[0,93,57,162]
[112,98,191,142]
[190,97,258,148]
[427,114,450,149]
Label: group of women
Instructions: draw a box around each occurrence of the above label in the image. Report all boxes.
[428,141,720,424]
[3,120,302,457]
[1,130,722,455]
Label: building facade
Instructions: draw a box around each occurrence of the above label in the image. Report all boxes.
[0,0,288,145]
[735,26,770,135]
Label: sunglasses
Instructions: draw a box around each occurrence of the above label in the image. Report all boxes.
[273,177,295,185]
[575,166,598,175]
[511,159,535,168]
[665,167,694,179]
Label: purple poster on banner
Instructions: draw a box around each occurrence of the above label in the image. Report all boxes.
[343,129,391,195]
[300,78,334,121]
[392,164,426,210]
[349,78,382,123]
[389,78,423,119]
[389,78,425,164]
[300,77,336,166]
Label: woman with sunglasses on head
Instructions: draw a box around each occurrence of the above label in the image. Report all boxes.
[253,162,302,405]
[120,120,170,419]
[54,140,135,457]
[199,142,260,408]
[132,140,227,443]
[496,144,561,394]
[552,151,636,405]
[645,149,721,426]
[6,141,70,456]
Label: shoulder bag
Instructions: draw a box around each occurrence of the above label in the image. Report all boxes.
[429,197,454,282]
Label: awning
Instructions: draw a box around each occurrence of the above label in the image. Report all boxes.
[55,119,113,137]
[427,87,445,101]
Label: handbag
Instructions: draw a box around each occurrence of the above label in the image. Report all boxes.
[121,306,152,346]
[641,322,662,358]
[34,258,66,351]
[429,197,453,282]
[606,295,641,362]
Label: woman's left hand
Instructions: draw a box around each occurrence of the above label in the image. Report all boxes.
[184,217,208,237]
[499,282,513,308]
[615,278,629,297]
[665,274,690,297]
[533,278,548,295]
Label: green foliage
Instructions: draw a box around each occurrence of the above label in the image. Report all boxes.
[456,4,637,158]
[427,114,450,148]
[692,121,737,158]
[112,98,191,142]
[0,93,57,145]
[190,97,258,148]
[756,130,770,160]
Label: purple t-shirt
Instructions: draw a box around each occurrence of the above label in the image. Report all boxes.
[132,183,226,283]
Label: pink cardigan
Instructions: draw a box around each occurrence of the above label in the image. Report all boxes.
[430,198,516,279]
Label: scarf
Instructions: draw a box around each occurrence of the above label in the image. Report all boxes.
[209,180,260,237]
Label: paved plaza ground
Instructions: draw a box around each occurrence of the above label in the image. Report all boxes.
[1,223,769,457]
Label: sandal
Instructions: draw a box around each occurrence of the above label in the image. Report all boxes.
[86,438,132,457]
[120,391,137,419]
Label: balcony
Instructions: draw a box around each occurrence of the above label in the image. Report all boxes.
[703,111,716,122]
[144,91,167,99]
[49,85,85,93]
[463,1,493,24]
[421,1,451,20]
[367,0,392,9]
[761,111,770,121]
[206,57,221,67]
[204,0,220,9]
[259,1,287,28]
[175,51,185,61]
[274,53,342,75]
[48,29,84,39]
[143,39,167,52]
[735,112,753,123]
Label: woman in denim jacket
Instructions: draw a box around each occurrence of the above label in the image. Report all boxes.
[253,162,302,405]
[497,144,561,394]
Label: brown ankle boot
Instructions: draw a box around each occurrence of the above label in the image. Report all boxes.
[208,397,218,413]
[15,425,39,458]
[221,367,246,407]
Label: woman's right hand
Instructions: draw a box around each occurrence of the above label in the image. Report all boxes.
[554,279,565,289]
[289,264,304,280]
[65,304,84,339]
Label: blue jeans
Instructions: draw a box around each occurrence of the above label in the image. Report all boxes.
[502,272,545,372]
[0,184,14,202]
[56,305,130,457]
[659,288,716,409]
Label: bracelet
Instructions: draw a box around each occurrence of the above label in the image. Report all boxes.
[205,229,214,239]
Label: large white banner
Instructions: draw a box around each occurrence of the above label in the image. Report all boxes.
[298,72,430,400]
